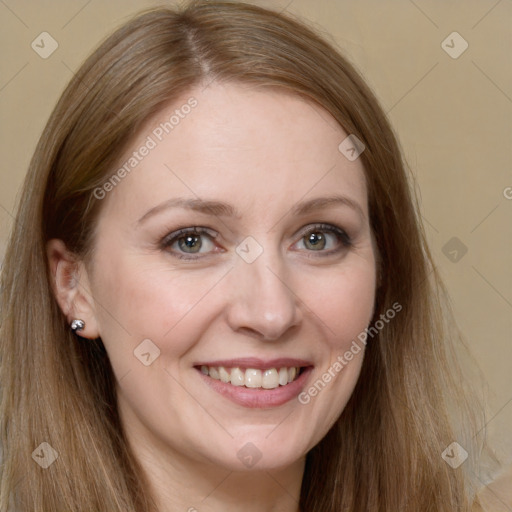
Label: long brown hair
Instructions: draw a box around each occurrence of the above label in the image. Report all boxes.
[0,1,490,510]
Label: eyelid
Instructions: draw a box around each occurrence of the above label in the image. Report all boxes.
[160,226,218,245]
[295,222,350,240]
[159,226,220,261]
[160,222,351,260]
[291,222,352,254]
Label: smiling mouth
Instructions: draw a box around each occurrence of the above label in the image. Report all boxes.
[196,365,307,389]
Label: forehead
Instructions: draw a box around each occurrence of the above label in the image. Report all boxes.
[100,82,368,224]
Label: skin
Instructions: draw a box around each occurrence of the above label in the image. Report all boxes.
[48,82,377,512]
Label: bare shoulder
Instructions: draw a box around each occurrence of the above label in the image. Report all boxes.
[472,464,512,512]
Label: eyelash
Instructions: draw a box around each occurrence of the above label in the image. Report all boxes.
[159,223,352,261]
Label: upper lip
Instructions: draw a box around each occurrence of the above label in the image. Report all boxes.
[194,357,313,370]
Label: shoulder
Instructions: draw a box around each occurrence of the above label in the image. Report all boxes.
[472,463,512,511]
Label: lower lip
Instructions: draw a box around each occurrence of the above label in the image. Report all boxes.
[197,367,313,408]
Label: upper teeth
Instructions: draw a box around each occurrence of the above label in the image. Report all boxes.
[200,366,300,389]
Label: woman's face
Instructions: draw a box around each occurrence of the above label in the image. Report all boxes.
[83,82,376,471]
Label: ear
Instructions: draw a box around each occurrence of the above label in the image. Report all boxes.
[46,239,100,339]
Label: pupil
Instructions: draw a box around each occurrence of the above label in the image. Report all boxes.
[307,232,325,250]
[180,235,201,252]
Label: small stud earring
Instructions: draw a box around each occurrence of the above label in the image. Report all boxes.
[70,319,85,332]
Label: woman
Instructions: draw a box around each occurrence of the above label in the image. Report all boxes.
[0,1,498,510]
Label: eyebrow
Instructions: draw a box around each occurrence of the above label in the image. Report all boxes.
[136,194,365,225]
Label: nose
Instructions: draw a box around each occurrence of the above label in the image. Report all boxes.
[225,248,302,341]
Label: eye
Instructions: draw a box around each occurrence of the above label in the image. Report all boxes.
[292,223,352,255]
[160,227,219,260]
[159,223,352,261]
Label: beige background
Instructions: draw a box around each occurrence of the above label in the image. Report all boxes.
[1,0,511,477]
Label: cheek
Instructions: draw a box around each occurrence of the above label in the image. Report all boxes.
[91,250,227,362]
[306,260,377,348]
[293,261,375,436]
[94,244,376,362]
